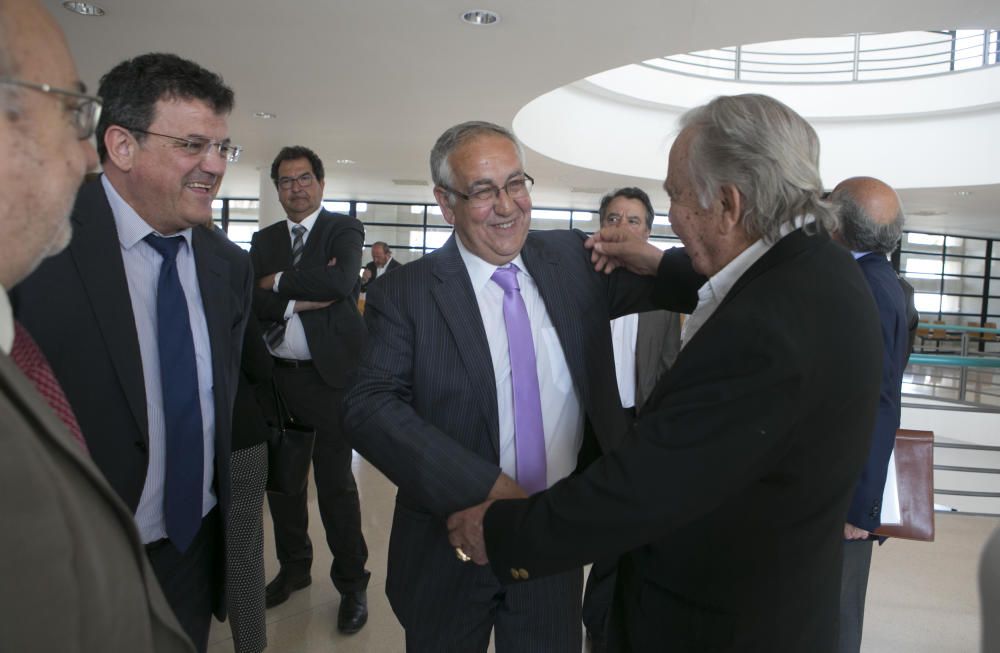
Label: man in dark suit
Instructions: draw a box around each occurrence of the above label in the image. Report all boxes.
[448,95,884,652]
[584,187,681,647]
[361,240,402,291]
[0,3,192,651]
[830,176,911,653]
[250,145,371,632]
[13,53,251,653]
[343,121,648,652]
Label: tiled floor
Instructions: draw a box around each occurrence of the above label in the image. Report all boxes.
[208,454,998,653]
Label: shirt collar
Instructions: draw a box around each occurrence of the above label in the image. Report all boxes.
[454,231,530,292]
[697,215,816,306]
[852,250,872,260]
[102,175,194,251]
[286,208,321,235]
[0,283,12,355]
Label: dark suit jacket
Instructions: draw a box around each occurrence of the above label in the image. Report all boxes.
[343,230,653,630]
[634,309,681,413]
[232,318,278,452]
[847,253,909,531]
[249,210,366,388]
[361,257,402,292]
[12,179,252,616]
[484,229,883,652]
[0,352,194,652]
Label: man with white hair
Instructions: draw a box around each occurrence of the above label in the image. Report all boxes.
[449,94,884,652]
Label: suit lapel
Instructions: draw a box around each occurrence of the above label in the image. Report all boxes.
[192,226,229,430]
[521,236,589,408]
[430,236,501,457]
[69,183,148,440]
[300,210,329,265]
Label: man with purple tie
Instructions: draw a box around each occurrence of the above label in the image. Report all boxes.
[344,121,653,652]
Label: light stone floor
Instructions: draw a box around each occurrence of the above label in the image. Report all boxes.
[208,453,998,653]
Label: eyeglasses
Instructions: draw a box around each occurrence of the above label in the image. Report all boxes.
[442,174,534,207]
[277,172,315,190]
[124,127,243,163]
[0,77,102,140]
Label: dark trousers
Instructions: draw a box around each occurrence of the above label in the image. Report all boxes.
[146,508,221,653]
[267,365,370,593]
[838,538,874,653]
[404,566,583,653]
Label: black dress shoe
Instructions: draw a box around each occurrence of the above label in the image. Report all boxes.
[265,570,311,608]
[337,590,368,634]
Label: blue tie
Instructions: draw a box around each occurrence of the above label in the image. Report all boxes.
[144,233,204,553]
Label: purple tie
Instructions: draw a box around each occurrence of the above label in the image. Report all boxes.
[491,264,546,493]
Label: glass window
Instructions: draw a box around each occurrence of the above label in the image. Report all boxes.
[358,202,426,226]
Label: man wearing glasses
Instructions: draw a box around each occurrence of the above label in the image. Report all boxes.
[344,121,649,651]
[249,145,371,633]
[14,52,252,653]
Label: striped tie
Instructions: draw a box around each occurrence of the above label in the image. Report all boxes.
[265,224,307,349]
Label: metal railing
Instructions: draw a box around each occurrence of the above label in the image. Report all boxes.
[645,30,1000,83]
[909,322,1000,402]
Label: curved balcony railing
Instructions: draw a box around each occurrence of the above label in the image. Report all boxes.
[644,30,1000,83]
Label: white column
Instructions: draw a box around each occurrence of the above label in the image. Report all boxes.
[258,169,284,229]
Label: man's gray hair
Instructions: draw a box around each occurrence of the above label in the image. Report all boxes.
[830,192,904,255]
[430,121,525,203]
[679,94,837,243]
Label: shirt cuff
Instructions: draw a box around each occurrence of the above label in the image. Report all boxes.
[272,271,283,292]
[283,301,295,320]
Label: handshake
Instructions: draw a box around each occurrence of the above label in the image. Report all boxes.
[446,471,527,566]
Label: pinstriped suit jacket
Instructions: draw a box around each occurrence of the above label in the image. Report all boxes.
[343,229,652,630]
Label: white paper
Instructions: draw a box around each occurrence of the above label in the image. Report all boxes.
[880,448,902,525]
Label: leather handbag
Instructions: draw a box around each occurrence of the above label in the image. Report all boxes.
[266,381,316,496]
[874,429,935,541]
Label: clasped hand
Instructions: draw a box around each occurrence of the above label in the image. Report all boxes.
[446,472,528,565]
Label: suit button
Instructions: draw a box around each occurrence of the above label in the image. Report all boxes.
[517,568,530,580]
[510,568,519,580]
[134,440,148,453]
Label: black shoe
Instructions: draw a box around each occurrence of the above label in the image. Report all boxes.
[337,590,368,634]
[265,570,311,608]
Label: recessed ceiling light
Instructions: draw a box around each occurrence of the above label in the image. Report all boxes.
[62,1,105,16]
[336,159,356,165]
[462,9,500,25]
[253,111,276,119]
[954,190,973,197]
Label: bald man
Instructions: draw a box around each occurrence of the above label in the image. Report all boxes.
[830,177,911,653]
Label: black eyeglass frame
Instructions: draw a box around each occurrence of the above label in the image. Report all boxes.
[276,172,317,190]
[0,77,102,140]
[440,173,535,204]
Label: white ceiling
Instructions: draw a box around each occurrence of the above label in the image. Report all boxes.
[50,0,1000,237]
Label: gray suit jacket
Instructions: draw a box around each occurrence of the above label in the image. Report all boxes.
[0,352,193,652]
[634,310,681,413]
[343,230,652,631]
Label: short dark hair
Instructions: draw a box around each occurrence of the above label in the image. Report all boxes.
[372,241,391,254]
[271,145,325,186]
[598,187,655,230]
[96,53,234,162]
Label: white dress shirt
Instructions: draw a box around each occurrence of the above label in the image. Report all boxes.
[610,313,639,409]
[268,208,322,361]
[455,235,584,490]
[376,256,392,278]
[681,217,814,348]
[103,175,217,543]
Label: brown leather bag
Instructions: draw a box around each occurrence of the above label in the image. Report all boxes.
[874,429,935,541]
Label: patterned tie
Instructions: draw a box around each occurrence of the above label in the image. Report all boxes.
[491,264,546,493]
[144,233,204,553]
[264,224,307,349]
[10,321,88,452]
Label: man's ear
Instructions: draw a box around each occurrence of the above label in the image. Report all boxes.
[717,183,743,234]
[103,125,137,173]
[434,186,456,226]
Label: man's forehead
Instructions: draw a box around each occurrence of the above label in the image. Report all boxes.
[150,96,229,134]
